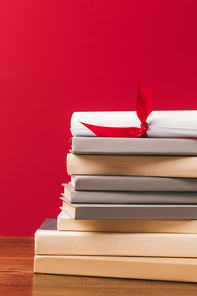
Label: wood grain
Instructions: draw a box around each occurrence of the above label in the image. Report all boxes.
[0,237,34,296]
[1,236,197,296]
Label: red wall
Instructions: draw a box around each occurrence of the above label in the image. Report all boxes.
[1,0,197,236]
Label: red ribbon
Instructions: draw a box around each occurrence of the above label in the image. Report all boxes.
[80,80,153,138]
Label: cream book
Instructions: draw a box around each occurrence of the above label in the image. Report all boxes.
[35,219,197,257]
[58,211,197,234]
[66,153,197,178]
[34,255,197,283]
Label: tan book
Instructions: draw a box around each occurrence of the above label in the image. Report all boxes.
[35,220,197,257]
[34,255,197,283]
[58,211,197,233]
[66,153,197,178]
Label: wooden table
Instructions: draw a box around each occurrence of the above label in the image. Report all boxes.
[1,236,197,296]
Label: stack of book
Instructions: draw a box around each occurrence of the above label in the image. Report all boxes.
[34,81,197,282]
[34,134,197,282]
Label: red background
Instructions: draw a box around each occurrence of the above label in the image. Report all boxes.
[1,0,197,236]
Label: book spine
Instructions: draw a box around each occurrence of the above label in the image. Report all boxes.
[34,255,197,283]
[62,201,197,220]
[67,153,197,178]
[72,137,197,155]
[62,191,197,204]
[57,212,197,233]
[35,230,197,257]
[72,175,197,192]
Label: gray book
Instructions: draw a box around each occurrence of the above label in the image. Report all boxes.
[70,175,197,191]
[61,199,197,220]
[71,137,197,155]
[39,218,57,230]
[62,183,197,204]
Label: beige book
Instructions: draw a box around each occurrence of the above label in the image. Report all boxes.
[57,211,197,233]
[34,255,197,283]
[66,153,197,178]
[35,226,197,257]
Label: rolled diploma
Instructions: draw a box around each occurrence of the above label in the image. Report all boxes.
[71,111,197,138]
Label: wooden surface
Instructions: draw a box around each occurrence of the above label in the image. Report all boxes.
[1,237,197,296]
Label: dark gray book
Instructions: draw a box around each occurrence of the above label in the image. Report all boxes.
[62,183,197,204]
[61,199,197,220]
[71,137,197,155]
[39,218,57,230]
[70,175,197,192]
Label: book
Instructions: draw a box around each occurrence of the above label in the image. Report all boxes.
[35,219,197,257]
[34,255,197,282]
[67,153,197,178]
[62,183,197,204]
[71,111,197,138]
[71,175,197,192]
[61,199,197,220]
[71,137,197,155]
[57,211,197,233]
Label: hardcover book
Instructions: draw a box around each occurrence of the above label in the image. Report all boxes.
[62,183,197,204]
[61,198,197,220]
[67,153,197,178]
[34,255,197,282]
[71,175,197,192]
[35,219,197,257]
[71,137,197,155]
[58,212,197,233]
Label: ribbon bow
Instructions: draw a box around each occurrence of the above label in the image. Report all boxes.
[80,80,153,138]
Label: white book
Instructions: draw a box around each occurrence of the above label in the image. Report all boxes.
[35,221,197,257]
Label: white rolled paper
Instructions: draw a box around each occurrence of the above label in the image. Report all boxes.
[71,111,197,138]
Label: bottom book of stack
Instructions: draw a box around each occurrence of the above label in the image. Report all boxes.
[34,216,197,282]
